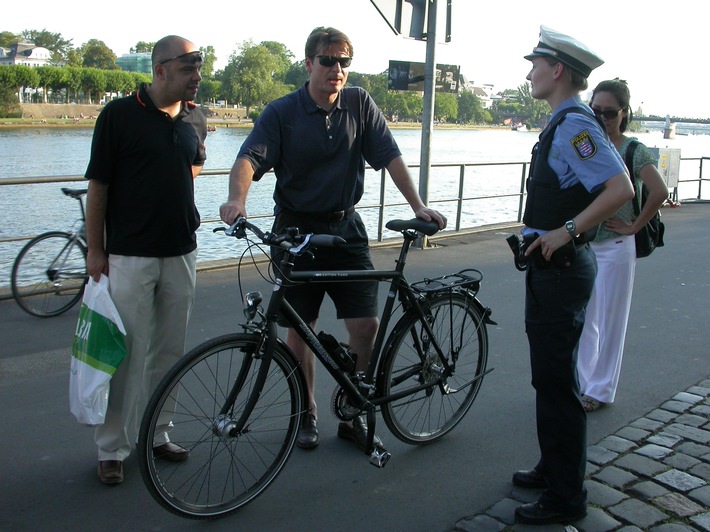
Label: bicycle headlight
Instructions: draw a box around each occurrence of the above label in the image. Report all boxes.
[243,291,263,321]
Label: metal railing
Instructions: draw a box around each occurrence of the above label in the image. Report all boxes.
[1,156,707,279]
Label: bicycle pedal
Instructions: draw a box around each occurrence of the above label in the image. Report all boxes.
[368,447,391,468]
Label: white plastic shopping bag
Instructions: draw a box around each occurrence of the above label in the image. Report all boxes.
[69,274,127,425]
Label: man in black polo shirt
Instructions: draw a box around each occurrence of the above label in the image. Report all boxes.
[85,35,207,485]
[219,26,446,452]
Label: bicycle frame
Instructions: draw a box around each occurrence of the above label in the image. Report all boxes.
[225,222,489,452]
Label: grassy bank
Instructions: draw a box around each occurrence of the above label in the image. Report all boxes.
[3,103,505,131]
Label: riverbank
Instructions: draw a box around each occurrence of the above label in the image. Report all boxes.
[2,103,507,131]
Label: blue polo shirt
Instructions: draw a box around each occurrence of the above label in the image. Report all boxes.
[237,83,401,214]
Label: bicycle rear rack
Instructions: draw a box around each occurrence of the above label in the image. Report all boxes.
[410,268,482,294]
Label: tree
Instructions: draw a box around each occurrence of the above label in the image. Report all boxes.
[434,92,458,123]
[200,45,217,80]
[81,68,107,104]
[284,59,308,88]
[259,41,294,81]
[64,67,83,103]
[0,67,21,116]
[457,91,485,124]
[6,65,39,103]
[0,31,19,48]
[81,39,118,70]
[517,82,549,127]
[131,41,155,53]
[65,49,83,68]
[198,79,222,105]
[104,70,135,97]
[21,29,73,62]
[36,66,67,103]
[222,40,294,115]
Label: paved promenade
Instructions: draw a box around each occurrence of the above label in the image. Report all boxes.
[1,202,709,531]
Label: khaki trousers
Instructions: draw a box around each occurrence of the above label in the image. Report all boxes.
[94,251,196,461]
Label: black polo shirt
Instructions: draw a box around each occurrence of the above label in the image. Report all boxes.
[85,85,207,257]
[237,83,401,214]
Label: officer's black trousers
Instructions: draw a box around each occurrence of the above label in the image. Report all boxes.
[525,245,596,511]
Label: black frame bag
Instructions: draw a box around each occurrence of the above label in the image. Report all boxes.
[625,140,665,258]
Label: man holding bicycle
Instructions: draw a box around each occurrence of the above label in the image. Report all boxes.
[85,35,206,485]
[219,26,446,452]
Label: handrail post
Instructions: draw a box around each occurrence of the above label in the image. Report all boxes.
[456,164,465,231]
[517,162,527,223]
[378,168,386,242]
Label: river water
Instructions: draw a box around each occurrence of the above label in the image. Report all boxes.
[1,123,708,288]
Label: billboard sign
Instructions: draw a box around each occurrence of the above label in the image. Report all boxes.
[388,61,460,93]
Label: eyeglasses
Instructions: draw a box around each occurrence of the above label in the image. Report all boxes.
[316,55,352,68]
[592,107,622,120]
[158,51,204,65]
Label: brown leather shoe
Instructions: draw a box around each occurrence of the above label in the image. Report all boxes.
[153,442,190,462]
[97,460,123,485]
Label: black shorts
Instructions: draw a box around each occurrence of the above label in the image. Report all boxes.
[271,210,378,325]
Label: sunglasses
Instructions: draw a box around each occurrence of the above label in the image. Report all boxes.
[592,107,622,120]
[316,55,352,68]
[158,51,204,65]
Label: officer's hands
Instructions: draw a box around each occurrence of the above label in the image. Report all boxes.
[525,227,572,262]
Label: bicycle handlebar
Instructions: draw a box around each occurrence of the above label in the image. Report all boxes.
[214,217,347,255]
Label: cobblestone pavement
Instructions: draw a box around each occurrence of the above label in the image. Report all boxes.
[452,378,710,532]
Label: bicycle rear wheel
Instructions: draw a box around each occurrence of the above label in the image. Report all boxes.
[379,291,488,445]
[11,231,87,317]
[138,333,306,520]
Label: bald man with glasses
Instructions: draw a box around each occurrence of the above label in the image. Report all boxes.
[85,35,207,485]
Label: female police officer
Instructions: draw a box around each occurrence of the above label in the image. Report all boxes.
[512,26,634,525]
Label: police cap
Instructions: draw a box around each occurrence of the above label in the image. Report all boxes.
[524,25,603,78]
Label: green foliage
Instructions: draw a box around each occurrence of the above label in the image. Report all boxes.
[21,29,73,61]
[221,40,298,113]
[457,91,485,124]
[0,31,19,48]
[0,83,21,117]
[36,66,67,103]
[200,45,217,80]
[80,68,107,103]
[80,39,118,70]
[131,41,155,54]
[434,92,458,122]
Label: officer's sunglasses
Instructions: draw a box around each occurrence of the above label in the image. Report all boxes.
[592,107,622,120]
[158,51,204,65]
[316,55,352,68]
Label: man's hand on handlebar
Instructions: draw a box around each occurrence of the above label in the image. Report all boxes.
[219,200,246,225]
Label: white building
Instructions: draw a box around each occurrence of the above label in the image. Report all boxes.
[0,42,52,67]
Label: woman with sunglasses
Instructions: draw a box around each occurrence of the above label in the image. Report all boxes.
[577,79,668,413]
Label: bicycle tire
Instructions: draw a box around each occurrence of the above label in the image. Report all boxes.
[11,231,87,317]
[378,291,488,445]
[138,333,306,520]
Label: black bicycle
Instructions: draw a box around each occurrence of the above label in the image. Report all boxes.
[138,216,494,519]
[11,187,89,317]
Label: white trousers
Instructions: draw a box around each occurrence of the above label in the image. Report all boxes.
[94,252,196,461]
[577,236,636,404]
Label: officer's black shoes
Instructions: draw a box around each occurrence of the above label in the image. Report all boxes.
[514,501,587,525]
[512,468,546,489]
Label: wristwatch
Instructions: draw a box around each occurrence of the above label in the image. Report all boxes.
[565,219,577,236]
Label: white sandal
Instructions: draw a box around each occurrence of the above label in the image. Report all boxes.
[582,395,605,412]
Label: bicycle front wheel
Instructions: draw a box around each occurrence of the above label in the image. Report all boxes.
[379,291,488,445]
[138,333,306,520]
[11,231,87,317]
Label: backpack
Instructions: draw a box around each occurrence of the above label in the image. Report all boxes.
[624,140,665,258]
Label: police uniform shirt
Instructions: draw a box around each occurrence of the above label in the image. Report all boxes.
[524,95,626,235]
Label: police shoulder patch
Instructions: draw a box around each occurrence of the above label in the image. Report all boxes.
[571,130,597,160]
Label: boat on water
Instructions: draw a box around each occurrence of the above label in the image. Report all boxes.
[512,122,529,132]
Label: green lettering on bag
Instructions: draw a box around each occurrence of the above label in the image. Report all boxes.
[72,305,127,376]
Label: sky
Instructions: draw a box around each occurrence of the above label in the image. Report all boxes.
[5,0,706,119]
